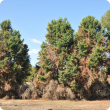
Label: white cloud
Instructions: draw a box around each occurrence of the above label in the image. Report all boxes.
[0,0,3,4]
[107,0,110,3]
[28,49,40,55]
[30,39,42,44]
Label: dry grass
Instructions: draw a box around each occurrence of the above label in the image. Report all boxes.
[0,99,110,110]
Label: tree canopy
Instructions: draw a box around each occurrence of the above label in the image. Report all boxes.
[1,11,110,99]
[100,8,110,34]
[36,15,110,97]
[0,19,31,91]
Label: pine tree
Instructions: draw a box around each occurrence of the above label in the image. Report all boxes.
[0,19,31,91]
[24,63,40,82]
[71,15,109,93]
[100,8,110,35]
[37,17,75,84]
[23,63,32,82]
[37,16,110,98]
[100,8,110,78]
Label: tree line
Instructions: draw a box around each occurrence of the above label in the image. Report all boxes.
[1,8,110,94]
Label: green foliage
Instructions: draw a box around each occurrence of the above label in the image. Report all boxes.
[38,74,48,82]
[100,8,110,34]
[100,68,108,83]
[37,14,110,94]
[58,53,79,86]
[38,17,75,83]
[70,83,79,92]
[0,19,31,85]
[24,64,40,82]
[88,45,107,71]
[79,15,101,32]
[78,39,89,59]
[45,17,74,47]
[0,19,13,32]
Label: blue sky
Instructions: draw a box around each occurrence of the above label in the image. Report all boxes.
[0,0,110,69]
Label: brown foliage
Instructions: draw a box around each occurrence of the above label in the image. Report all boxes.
[20,80,47,100]
[36,25,110,100]
[42,79,75,100]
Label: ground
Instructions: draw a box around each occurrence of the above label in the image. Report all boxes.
[0,99,110,110]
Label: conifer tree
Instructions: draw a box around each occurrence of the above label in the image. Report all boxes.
[37,17,75,84]
[37,16,110,98]
[71,15,109,93]
[0,19,31,91]
[100,8,110,78]
[20,63,40,82]
[100,8,110,35]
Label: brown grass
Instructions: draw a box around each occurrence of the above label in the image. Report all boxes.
[0,99,110,110]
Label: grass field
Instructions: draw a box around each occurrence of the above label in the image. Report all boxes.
[0,99,110,110]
